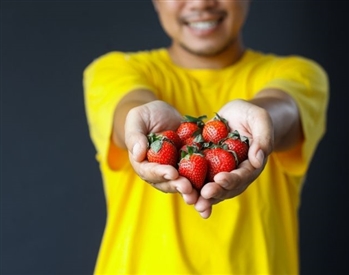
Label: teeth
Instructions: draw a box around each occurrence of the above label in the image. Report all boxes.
[188,21,218,30]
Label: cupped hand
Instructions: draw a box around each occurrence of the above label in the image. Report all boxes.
[124,100,199,205]
[218,99,274,168]
[194,99,274,218]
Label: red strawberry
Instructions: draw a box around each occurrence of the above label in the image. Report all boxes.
[176,115,206,144]
[183,133,204,149]
[179,134,204,158]
[160,130,182,149]
[146,133,178,167]
[221,130,249,164]
[202,113,229,144]
[203,145,237,182]
[178,146,208,190]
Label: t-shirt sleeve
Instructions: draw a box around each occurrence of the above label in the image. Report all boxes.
[83,52,155,164]
[263,56,329,176]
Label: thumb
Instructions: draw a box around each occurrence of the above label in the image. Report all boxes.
[248,135,272,169]
[126,132,149,162]
[248,147,265,169]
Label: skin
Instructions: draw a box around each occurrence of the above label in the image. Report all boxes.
[152,0,250,69]
[112,0,303,218]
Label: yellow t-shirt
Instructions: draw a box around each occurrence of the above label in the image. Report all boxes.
[83,48,328,275]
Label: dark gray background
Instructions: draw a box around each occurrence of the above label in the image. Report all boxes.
[2,1,348,274]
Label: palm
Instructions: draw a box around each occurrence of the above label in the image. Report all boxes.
[218,100,254,138]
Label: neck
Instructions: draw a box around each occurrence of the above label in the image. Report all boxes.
[168,36,245,69]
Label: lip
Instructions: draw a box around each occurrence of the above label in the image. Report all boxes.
[181,12,226,37]
[185,18,224,37]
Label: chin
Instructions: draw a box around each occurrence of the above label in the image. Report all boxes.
[180,43,230,57]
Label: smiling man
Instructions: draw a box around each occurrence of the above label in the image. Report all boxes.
[83,1,329,274]
[156,0,248,65]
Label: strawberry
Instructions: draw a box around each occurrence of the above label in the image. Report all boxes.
[203,145,237,182]
[176,115,207,144]
[221,130,249,164]
[202,113,229,144]
[179,134,204,158]
[178,146,208,190]
[146,133,178,167]
[160,130,182,149]
[183,133,204,150]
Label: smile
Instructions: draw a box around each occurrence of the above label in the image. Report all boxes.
[187,20,219,31]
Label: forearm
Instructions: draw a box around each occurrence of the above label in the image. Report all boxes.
[112,89,157,149]
[250,88,303,152]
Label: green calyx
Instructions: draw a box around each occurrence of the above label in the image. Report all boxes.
[214,112,229,127]
[180,145,201,159]
[182,115,207,127]
[147,133,170,153]
[227,130,249,146]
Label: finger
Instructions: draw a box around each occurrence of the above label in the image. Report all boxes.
[182,192,199,205]
[200,182,225,200]
[248,121,272,169]
[248,143,266,169]
[125,132,149,162]
[199,208,212,219]
[194,196,213,219]
[200,169,249,201]
[145,173,193,194]
[224,158,264,184]
[214,164,253,189]
[147,181,174,193]
[211,162,260,199]
[172,176,199,205]
[194,196,212,213]
[135,161,179,183]
[174,176,195,194]
[124,107,150,162]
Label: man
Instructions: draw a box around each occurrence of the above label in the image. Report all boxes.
[83,0,329,274]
